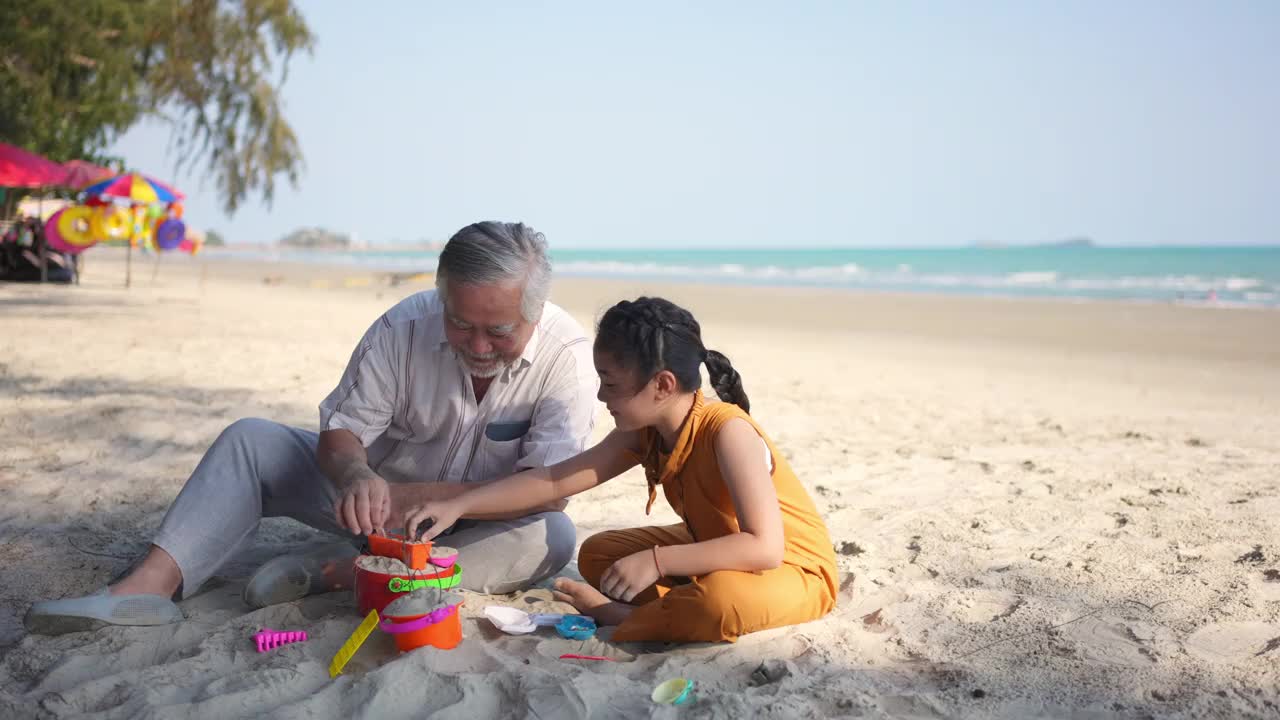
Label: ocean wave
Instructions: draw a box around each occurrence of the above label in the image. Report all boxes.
[1005,271,1060,285]
[553,261,1277,306]
[204,249,1279,308]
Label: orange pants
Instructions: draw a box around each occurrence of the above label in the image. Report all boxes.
[577,523,835,643]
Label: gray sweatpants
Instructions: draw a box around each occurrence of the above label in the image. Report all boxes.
[152,418,576,599]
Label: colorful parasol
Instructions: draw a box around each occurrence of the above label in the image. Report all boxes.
[0,142,69,187]
[81,172,184,203]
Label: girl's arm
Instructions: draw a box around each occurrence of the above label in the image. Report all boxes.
[599,418,785,601]
[405,429,641,540]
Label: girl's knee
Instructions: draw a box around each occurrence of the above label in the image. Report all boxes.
[616,589,741,644]
[680,591,742,641]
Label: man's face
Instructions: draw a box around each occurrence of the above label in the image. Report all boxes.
[442,281,537,378]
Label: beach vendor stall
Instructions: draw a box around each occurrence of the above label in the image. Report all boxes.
[0,142,75,283]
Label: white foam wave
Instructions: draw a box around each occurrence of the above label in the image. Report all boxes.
[1005,271,1059,285]
[202,250,1279,308]
[553,260,1276,305]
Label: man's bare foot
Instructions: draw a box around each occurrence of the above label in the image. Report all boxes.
[552,578,635,626]
[319,557,356,591]
[110,546,183,598]
[243,543,359,609]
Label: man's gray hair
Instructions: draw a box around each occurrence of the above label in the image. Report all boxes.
[435,221,552,322]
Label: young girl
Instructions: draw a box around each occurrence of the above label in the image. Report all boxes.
[404,297,837,643]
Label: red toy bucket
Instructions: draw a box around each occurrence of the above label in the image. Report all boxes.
[353,556,462,615]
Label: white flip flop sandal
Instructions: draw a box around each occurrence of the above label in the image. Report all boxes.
[24,588,183,636]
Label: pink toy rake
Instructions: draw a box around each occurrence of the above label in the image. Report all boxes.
[254,628,308,653]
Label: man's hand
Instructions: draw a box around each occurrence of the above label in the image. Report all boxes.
[335,472,391,536]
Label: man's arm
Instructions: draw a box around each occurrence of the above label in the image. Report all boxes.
[317,428,380,493]
[317,311,403,534]
[318,428,395,534]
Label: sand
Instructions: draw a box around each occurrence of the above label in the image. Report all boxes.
[383,591,464,618]
[1,247,1278,718]
[355,555,451,578]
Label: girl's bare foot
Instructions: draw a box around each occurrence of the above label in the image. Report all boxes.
[553,578,635,626]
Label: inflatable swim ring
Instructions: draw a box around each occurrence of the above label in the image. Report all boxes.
[56,206,99,248]
[91,207,131,241]
[155,219,186,250]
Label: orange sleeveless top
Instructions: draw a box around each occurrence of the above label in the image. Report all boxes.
[634,391,838,596]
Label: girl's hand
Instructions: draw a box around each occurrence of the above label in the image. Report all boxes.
[404,499,465,541]
[599,550,661,603]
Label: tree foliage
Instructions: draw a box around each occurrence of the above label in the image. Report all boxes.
[0,0,314,214]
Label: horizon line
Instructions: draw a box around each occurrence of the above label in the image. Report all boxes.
[212,242,1280,251]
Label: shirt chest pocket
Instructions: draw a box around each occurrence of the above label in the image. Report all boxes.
[470,419,532,482]
[485,420,531,442]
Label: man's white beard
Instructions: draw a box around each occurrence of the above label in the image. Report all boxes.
[457,350,508,378]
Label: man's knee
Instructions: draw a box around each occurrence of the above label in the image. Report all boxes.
[541,511,577,572]
[204,418,326,509]
[219,417,287,447]
[451,511,577,594]
[213,418,317,475]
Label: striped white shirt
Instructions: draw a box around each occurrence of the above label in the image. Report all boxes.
[319,290,597,485]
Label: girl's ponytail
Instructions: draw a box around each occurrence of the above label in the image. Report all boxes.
[704,349,749,413]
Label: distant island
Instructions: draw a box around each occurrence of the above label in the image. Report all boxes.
[266,229,445,251]
[1048,236,1095,248]
[973,237,1095,249]
[278,227,351,249]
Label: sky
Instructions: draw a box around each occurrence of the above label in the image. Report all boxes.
[112,1,1280,248]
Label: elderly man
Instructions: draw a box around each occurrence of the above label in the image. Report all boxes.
[27,221,596,635]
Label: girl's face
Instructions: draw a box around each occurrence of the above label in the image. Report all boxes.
[593,349,657,431]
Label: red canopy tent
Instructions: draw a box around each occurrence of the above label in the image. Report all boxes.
[61,159,115,189]
[1,143,71,283]
[0,142,68,187]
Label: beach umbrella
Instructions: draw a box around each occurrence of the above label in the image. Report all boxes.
[0,142,68,188]
[79,172,184,289]
[61,160,116,189]
[81,172,184,203]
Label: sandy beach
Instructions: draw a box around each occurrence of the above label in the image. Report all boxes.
[2,247,1278,719]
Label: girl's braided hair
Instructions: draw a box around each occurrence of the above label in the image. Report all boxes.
[594,297,749,412]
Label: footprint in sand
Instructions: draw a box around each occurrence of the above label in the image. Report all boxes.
[1183,622,1280,664]
[1058,618,1176,666]
[843,588,907,623]
[1256,574,1280,602]
[876,694,947,718]
[952,591,1022,624]
[534,632,640,663]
